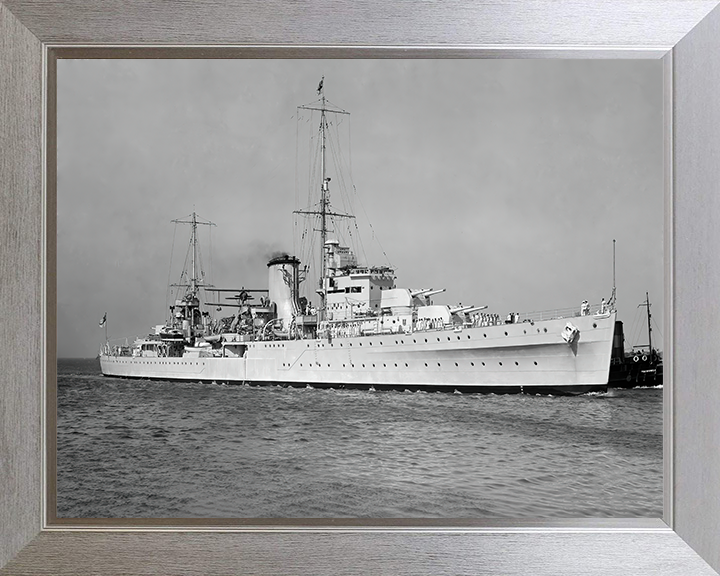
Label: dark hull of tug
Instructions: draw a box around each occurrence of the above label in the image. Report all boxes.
[608,362,663,389]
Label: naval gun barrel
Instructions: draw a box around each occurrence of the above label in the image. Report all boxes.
[410,288,435,298]
[419,288,446,298]
[449,304,484,314]
[459,305,488,315]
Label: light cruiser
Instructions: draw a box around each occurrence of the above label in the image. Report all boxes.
[100,82,616,395]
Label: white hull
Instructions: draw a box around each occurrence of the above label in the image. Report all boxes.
[100,312,615,394]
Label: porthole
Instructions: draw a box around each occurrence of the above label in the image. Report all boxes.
[343,364,346,368]
[454,362,458,367]
[424,338,428,343]
[471,362,475,367]
[362,364,365,368]
[447,337,451,341]
[395,340,398,344]
[515,361,519,366]
[523,330,527,334]
[437,338,441,342]
[484,334,487,338]
[504,331,508,336]
[405,363,408,367]
[593,323,597,328]
[437,362,441,367]
[424,363,428,367]
[543,328,548,333]
[372,364,376,368]
[383,363,387,367]
[369,342,373,346]
[413,339,416,343]
[482,362,486,366]
[467,335,471,339]
[499,362,503,366]
[457,336,461,340]
[534,361,538,366]
[394,363,398,367]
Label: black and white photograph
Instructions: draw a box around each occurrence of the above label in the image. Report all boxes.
[57,59,663,519]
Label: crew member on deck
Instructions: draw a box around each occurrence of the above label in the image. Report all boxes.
[581,300,589,316]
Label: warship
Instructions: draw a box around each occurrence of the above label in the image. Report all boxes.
[100,81,617,395]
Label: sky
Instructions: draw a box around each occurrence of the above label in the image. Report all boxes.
[57,59,664,358]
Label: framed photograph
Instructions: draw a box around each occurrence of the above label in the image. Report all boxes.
[2,2,720,575]
[53,57,665,522]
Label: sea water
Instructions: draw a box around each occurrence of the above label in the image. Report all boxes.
[57,358,662,518]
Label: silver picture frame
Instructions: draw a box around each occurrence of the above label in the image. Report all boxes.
[2,1,720,574]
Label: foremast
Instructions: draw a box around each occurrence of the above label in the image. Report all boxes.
[170,212,215,299]
[169,212,215,340]
[293,78,355,322]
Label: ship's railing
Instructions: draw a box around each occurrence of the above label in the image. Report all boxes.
[514,302,609,323]
[99,336,139,356]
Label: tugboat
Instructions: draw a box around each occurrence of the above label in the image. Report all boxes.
[99,80,617,395]
[608,292,663,388]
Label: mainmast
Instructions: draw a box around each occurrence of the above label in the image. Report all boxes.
[320,79,328,282]
[294,78,354,319]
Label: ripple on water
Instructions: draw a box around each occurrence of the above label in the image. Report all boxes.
[56,359,663,518]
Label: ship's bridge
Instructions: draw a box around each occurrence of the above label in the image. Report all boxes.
[324,241,395,321]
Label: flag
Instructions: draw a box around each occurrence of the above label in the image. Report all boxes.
[317,77,324,95]
[99,313,106,327]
